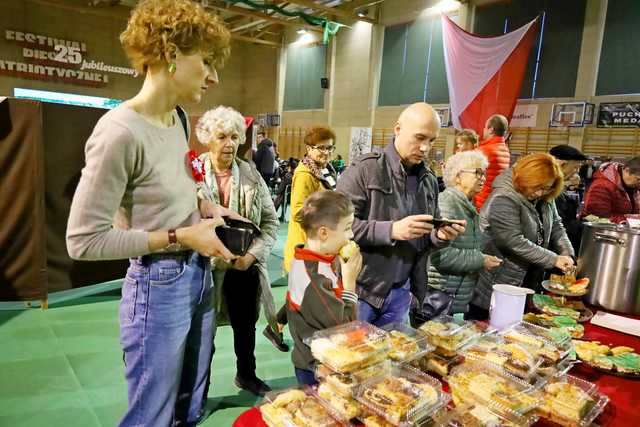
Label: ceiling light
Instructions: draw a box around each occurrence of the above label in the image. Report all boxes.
[297,28,307,35]
[357,9,368,18]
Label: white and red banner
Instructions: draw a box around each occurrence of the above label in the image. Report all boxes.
[442,15,539,136]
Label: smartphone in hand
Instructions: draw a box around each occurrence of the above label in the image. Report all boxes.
[431,218,465,228]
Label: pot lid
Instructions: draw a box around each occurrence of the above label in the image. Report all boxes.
[584,222,640,235]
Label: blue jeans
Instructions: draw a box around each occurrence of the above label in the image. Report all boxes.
[118,252,213,427]
[295,368,318,386]
[358,280,411,327]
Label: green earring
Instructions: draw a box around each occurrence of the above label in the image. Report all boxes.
[168,62,176,74]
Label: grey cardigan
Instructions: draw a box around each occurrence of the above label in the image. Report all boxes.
[473,169,574,309]
[428,187,485,314]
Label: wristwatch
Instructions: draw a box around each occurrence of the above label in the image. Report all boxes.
[166,229,181,252]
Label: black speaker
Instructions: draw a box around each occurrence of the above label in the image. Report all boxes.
[320,77,329,89]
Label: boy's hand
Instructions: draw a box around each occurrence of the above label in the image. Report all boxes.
[340,246,362,293]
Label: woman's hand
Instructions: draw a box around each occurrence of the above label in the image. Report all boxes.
[340,246,363,292]
[554,255,575,273]
[177,219,236,262]
[483,255,503,271]
[198,199,220,219]
[232,253,257,271]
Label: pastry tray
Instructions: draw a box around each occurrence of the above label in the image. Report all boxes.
[418,315,484,357]
[305,320,391,374]
[413,351,464,378]
[354,363,450,427]
[260,386,346,427]
[434,402,539,427]
[382,322,435,363]
[448,361,541,418]
[460,333,544,382]
[499,321,573,360]
[315,362,386,398]
[536,375,609,427]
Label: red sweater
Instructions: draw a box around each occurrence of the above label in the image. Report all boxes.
[474,136,511,211]
[580,162,640,223]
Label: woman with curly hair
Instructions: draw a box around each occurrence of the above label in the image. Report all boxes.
[66,1,232,425]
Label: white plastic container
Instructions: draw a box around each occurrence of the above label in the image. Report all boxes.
[489,284,534,330]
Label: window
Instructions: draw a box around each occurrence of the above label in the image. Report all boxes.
[283,44,327,111]
[13,88,121,109]
[596,0,640,96]
[378,14,455,106]
[474,0,586,99]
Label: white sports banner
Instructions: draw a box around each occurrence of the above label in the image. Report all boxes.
[510,104,538,128]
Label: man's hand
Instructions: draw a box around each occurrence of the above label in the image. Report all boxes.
[435,221,466,241]
[391,215,434,241]
[232,253,257,271]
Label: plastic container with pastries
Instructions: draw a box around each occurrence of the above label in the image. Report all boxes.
[498,321,575,377]
[536,374,609,427]
[305,320,391,374]
[447,361,541,418]
[381,322,435,363]
[412,351,464,378]
[354,363,450,427]
[418,315,486,357]
[460,332,544,382]
[433,401,540,427]
[315,361,385,398]
[259,386,346,427]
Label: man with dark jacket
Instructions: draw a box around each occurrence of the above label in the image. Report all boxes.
[337,102,465,327]
[549,145,588,253]
[253,131,276,185]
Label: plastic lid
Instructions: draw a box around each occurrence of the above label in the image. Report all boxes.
[436,402,539,427]
[306,320,391,374]
[537,375,609,427]
[448,362,541,418]
[354,363,450,426]
[500,321,573,360]
[460,333,544,382]
[418,315,484,355]
[260,387,345,427]
[381,322,435,363]
[315,362,386,398]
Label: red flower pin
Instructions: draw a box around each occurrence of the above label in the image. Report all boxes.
[187,150,214,201]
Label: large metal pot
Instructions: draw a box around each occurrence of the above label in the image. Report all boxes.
[577,223,640,315]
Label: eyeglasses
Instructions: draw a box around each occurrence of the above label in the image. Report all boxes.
[460,168,486,178]
[310,145,335,153]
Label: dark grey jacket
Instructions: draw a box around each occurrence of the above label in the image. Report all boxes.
[253,139,275,176]
[336,142,446,309]
[473,169,574,309]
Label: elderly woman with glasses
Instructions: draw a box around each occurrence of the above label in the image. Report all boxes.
[196,106,281,396]
[427,151,502,315]
[283,125,338,272]
[471,153,575,319]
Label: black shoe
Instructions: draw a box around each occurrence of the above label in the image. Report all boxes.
[234,375,272,397]
[263,325,290,352]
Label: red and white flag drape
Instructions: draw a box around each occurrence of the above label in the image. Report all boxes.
[442,15,539,136]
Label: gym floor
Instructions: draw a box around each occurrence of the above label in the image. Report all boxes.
[0,224,296,427]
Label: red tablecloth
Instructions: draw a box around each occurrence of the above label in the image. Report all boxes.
[234,312,640,426]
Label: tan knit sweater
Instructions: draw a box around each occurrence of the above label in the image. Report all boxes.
[66,105,200,260]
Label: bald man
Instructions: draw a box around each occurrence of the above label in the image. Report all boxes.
[337,103,464,327]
